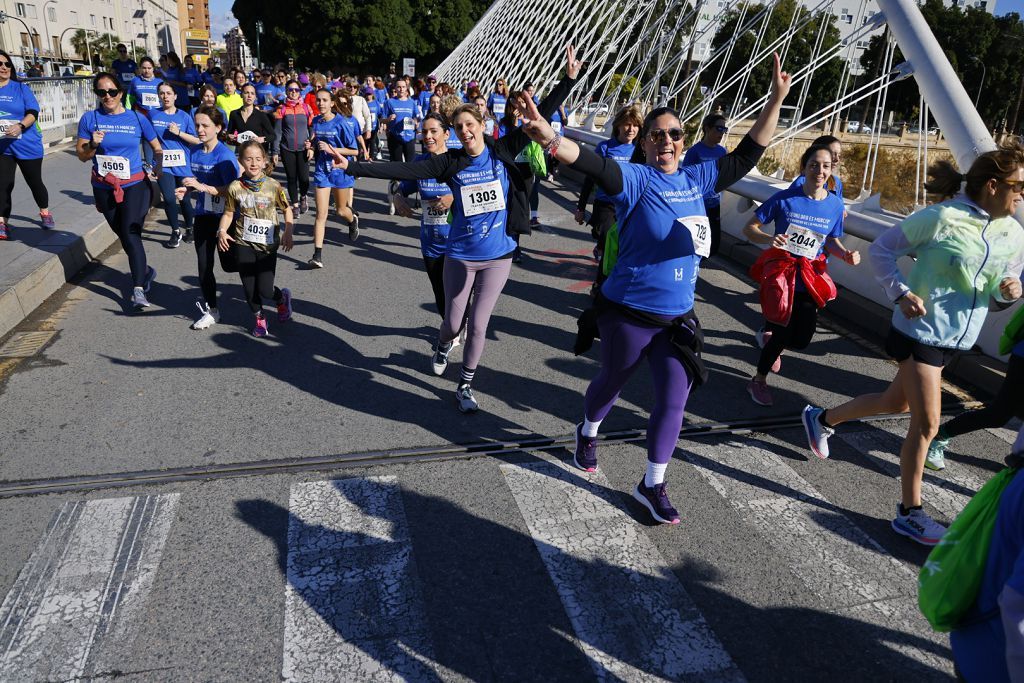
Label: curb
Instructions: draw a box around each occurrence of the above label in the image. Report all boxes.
[0,216,117,340]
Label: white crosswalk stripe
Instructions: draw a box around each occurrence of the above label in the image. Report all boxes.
[682,440,952,675]
[500,459,744,682]
[0,494,179,681]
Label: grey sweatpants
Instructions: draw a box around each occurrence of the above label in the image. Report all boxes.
[439,256,512,371]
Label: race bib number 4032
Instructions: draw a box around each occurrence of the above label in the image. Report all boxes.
[460,180,505,217]
[242,216,275,245]
[96,155,131,180]
[677,215,711,258]
[783,224,823,259]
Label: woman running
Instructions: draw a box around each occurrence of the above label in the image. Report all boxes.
[518,55,790,524]
[743,144,859,406]
[681,113,729,257]
[176,105,239,329]
[487,79,509,137]
[215,78,243,123]
[0,48,54,239]
[227,83,276,154]
[217,140,294,337]
[802,146,1024,545]
[307,89,364,268]
[128,57,162,165]
[392,112,454,318]
[77,72,163,310]
[335,46,582,413]
[274,80,314,216]
[151,81,199,247]
[574,104,641,292]
[382,79,418,163]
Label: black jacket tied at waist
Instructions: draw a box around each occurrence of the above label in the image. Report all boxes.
[574,294,709,387]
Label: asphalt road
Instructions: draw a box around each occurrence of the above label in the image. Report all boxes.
[0,167,1014,681]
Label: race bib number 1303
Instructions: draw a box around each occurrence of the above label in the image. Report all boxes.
[460,180,505,217]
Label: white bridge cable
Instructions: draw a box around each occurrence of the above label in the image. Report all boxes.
[864,32,898,196]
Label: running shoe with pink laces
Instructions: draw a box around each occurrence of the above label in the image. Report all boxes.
[253,313,269,337]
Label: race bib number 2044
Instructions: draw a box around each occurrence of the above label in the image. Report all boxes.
[783,224,823,259]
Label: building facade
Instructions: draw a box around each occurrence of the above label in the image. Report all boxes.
[0,0,181,72]
[176,0,209,64]
[222,25,253,73]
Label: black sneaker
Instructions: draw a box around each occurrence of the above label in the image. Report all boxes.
[431,341,454,376]
[182,227,194,244]
[349,213,360,242]
[573,423,598,472]
[299,196,308,215]
[512,246,522,264]
[165,230,182,248]
[633,478,681,525]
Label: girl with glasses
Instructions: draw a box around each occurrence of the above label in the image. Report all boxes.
[77,72,163,311]
[517,55,791,525]
[802,144,1024,546]
[0,48,54,239]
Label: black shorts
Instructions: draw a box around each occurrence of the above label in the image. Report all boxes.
[884,326,956,368]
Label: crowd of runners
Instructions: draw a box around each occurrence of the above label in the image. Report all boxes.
[1,41,1023,678]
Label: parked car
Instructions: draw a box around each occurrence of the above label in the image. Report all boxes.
[846,121,872,133]
[576,103,610,117]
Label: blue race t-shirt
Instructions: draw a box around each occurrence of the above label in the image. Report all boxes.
[111,59,137,85]
[162,66,191,110]
[311,114,362,172]
[374,88,388,107]
[488,93,508,137]
[367,99,380,131]
[417,90,434,116]
[754,184,844,260]
[446,146,516,261]
[382,98,418,142]
[447,128,463,150]
[255,82,282,112]
[950,467,1024,682]
[593,138,636,202]
[149,108,196,177]
[791,172,846,202]
[77,109,158,188]
[0,81,43,159]
[602,161,719,315]
[682,142,728,207]
[128,77,162,114]
[189,141,239,216]
[400,153,452,259]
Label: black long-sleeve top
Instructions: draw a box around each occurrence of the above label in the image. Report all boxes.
[227,107,277,153]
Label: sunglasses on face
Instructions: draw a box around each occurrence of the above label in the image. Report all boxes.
[287,87,300,92]
[0,61,12,69]
[714,125,729,133]
[95,88,120,98]
[997,178,1024,193]
[648,128,684,143]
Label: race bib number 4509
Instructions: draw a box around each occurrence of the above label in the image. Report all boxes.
[96,155,131,180]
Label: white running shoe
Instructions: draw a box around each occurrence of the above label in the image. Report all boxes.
[191,301,220,330]
[432,341,454,376]
[892,504,946,546]
[456,385,479,413]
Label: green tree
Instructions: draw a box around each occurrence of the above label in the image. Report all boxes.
[709,0,843,117]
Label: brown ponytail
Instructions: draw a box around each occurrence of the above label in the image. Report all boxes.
[926,142,1024,200]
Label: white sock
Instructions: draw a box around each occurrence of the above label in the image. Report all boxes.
[530,210,539,219]
[581,418,601,438]
[644,462,668,488]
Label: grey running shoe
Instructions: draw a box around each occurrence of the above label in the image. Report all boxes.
[131,287,150,310]
[432,341,453,376]
[349,213,360,242]
[456,385,479,413]
[925,437,950,471]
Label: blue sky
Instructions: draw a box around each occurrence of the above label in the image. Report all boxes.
[1000,0,1024,15]
[209,0,235,41]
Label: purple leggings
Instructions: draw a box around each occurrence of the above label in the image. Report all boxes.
[439,257,512,371]
[584,310,694,464]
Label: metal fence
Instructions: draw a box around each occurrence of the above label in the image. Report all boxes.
[23,77,95,134]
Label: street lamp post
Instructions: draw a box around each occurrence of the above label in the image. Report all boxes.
[57,26,78,64]
[42,0,57,68]
[969,55,986,110]
[255,20,263,69]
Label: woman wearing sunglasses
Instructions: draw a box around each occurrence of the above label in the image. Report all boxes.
[681,113,730,257]
[802,145,1024,546]
[274,79,314,215]
[516,54,790,525]
[487,79,509,137]
[0,49,54,240]
[152,81,199,248]
[77,73,163,311]
[332,45,582,414]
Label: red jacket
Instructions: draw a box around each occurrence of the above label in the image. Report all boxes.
[749,248,837,326]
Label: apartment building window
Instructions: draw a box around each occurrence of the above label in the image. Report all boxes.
[90,14,96,26]
[46,6,55,21]
[838,8,853,23]
[16,3,37,19]
[70,10,77,23]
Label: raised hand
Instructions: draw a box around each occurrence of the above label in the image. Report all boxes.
[565,45,583,79]
[516,93,555,144]
[771,52,792,101]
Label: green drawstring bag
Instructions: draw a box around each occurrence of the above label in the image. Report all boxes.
[602,222,619,276]
[999,304,1024,355]
[918,467,1018,631]
[525,141,547,178]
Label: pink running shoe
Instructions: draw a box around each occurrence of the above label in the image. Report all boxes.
[253,313,268,337]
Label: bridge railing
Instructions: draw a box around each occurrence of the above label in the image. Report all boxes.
[22,77,95,140]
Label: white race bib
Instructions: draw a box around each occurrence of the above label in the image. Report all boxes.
[371,114,378,128]
[161,149,186,167]
[403,117,416,132]
[141,92,159,107]
[460,180,505,217]
[236,130,257,143]
[484,119,495,136]
[0,120,22,138]
[551,121,562,133]
[242,216,275,245]
[423,204,448,225]
[96,155,131,180]
[203,192,226,214]
[677,215,711,258]
[493,102,505,116]
[187,87,195,97]
[783,224,823,259]
[121,72,135,82]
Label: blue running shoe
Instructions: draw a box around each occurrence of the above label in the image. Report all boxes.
[633,478,680,525]
[802,404,834,459]
[573,423,597,472]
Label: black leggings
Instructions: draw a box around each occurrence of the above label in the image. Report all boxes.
[757,292,818,375]
[280,150,309,206]
[707,204,721,258]
[234,244,283,313]
[0,155,48,221]
[94,180,151,288]
[424,255,446,318]
[193,215,219,308]
[942,354,1024,439]
[387,135,416,163]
